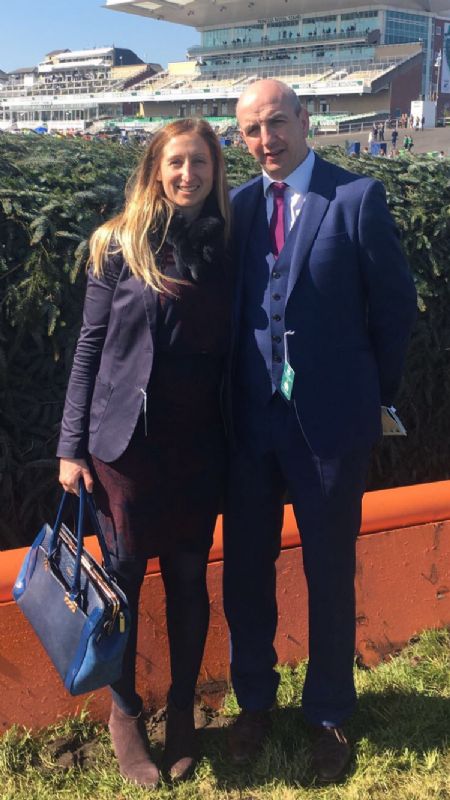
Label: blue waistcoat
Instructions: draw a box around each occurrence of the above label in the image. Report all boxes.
[236,191,297,406]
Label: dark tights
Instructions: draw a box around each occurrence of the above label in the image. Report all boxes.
[110,550,210,716]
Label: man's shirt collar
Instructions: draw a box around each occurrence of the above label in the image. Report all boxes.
[263,149,315,198]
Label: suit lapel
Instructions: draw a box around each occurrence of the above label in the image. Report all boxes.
[141,282,158,340]
[286,155,336,301]
[233,178,265,324]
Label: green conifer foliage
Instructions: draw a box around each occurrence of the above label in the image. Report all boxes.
[0,135,139,547]
[0,135,448,548]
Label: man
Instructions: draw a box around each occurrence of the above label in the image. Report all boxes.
[223,79,417,783]
[391,128,398,150]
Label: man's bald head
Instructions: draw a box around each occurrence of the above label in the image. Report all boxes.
[236,79,301,122]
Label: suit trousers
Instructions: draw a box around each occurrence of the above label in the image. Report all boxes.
[223,393,371,727]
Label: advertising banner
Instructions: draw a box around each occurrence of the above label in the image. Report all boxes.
[441,22,450,92]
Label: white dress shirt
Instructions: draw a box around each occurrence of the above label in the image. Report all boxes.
[263,148,316,235]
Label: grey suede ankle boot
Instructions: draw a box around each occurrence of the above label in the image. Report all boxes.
[163,696,198,781]
[108,702,160,788]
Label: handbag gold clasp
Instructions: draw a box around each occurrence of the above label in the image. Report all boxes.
[64,593,78,614]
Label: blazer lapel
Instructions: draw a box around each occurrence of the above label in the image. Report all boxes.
[233,177,265,324]
[286,155,336,301]
[141,282,158,340]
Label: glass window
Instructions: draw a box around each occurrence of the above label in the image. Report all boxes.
[202,24,263,48]
[385,10,430,93]
[303,15,336,24]
[341,10,378,20]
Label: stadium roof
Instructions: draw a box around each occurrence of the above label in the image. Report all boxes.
[45,47,115,60]
[45,49,71,57]
[105,0,450,28]
[9,66,38,75]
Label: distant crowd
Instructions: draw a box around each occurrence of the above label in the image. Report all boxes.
[2,114,446,161]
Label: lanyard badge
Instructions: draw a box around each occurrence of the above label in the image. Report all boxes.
[281,330,295,401]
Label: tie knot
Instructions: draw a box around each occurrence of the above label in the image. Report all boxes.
[271,182,287,198]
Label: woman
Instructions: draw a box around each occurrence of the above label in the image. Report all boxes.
[57,118,231,788]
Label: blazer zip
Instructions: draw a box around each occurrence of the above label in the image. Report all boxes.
[139,388,148,436]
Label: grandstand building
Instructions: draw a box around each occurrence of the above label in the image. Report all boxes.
[1,0,449,131]
[105,0,450,118]
[0,46,161,131]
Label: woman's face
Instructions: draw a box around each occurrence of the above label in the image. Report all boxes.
[157,132,214,220]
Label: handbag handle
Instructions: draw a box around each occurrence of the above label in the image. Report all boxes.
[48,481,113,600]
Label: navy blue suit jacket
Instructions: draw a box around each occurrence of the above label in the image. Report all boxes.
[230,154,417,458]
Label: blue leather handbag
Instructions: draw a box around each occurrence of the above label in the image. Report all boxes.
[13,482,130,696]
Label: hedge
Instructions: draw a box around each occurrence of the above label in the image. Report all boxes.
[0,134,449,548]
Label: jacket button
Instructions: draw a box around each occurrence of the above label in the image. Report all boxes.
[272,293,281,301]
[273,355,282,363]
[272,271,281,279]
[272,335,281,343]
[272,314,281,321]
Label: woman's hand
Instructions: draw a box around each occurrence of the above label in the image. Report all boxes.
[59,458,94,495]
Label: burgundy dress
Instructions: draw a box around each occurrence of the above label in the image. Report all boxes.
[91,247,230,560]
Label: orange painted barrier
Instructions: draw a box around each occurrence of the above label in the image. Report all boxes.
[281,480,450,549]
[1,481,450,604]
[0,480,449,731]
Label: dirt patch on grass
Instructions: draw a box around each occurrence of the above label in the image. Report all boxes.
[45,700,231,771]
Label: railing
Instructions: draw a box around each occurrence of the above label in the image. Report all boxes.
[188,28,372,57]
[194,57,387,80]
[0,79,125,98]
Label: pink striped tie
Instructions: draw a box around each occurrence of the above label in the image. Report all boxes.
[269,181,287,258]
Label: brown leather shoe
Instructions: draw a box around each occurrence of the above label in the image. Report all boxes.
[108,702,160,788]
[309,725,352,784]
[163,697,198,781]
[228,709,272,763]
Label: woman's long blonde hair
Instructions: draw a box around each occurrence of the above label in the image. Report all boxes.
[90,118,231,290]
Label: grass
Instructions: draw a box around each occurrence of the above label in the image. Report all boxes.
[1,629,449,799]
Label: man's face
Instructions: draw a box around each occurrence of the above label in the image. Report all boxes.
[237,83,309,180]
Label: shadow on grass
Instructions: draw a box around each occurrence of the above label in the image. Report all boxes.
[196,690,450,790]
[351,689,450,751]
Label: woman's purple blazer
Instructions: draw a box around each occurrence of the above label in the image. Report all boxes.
[57,252,158,463]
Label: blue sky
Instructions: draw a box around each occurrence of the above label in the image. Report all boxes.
[1,0,200,73]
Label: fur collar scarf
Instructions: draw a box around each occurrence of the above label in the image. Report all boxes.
[150,193,226,283]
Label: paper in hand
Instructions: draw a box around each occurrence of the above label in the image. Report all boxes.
[381,406,407,436]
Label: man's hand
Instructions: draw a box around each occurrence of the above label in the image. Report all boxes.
[59,458,94,495]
